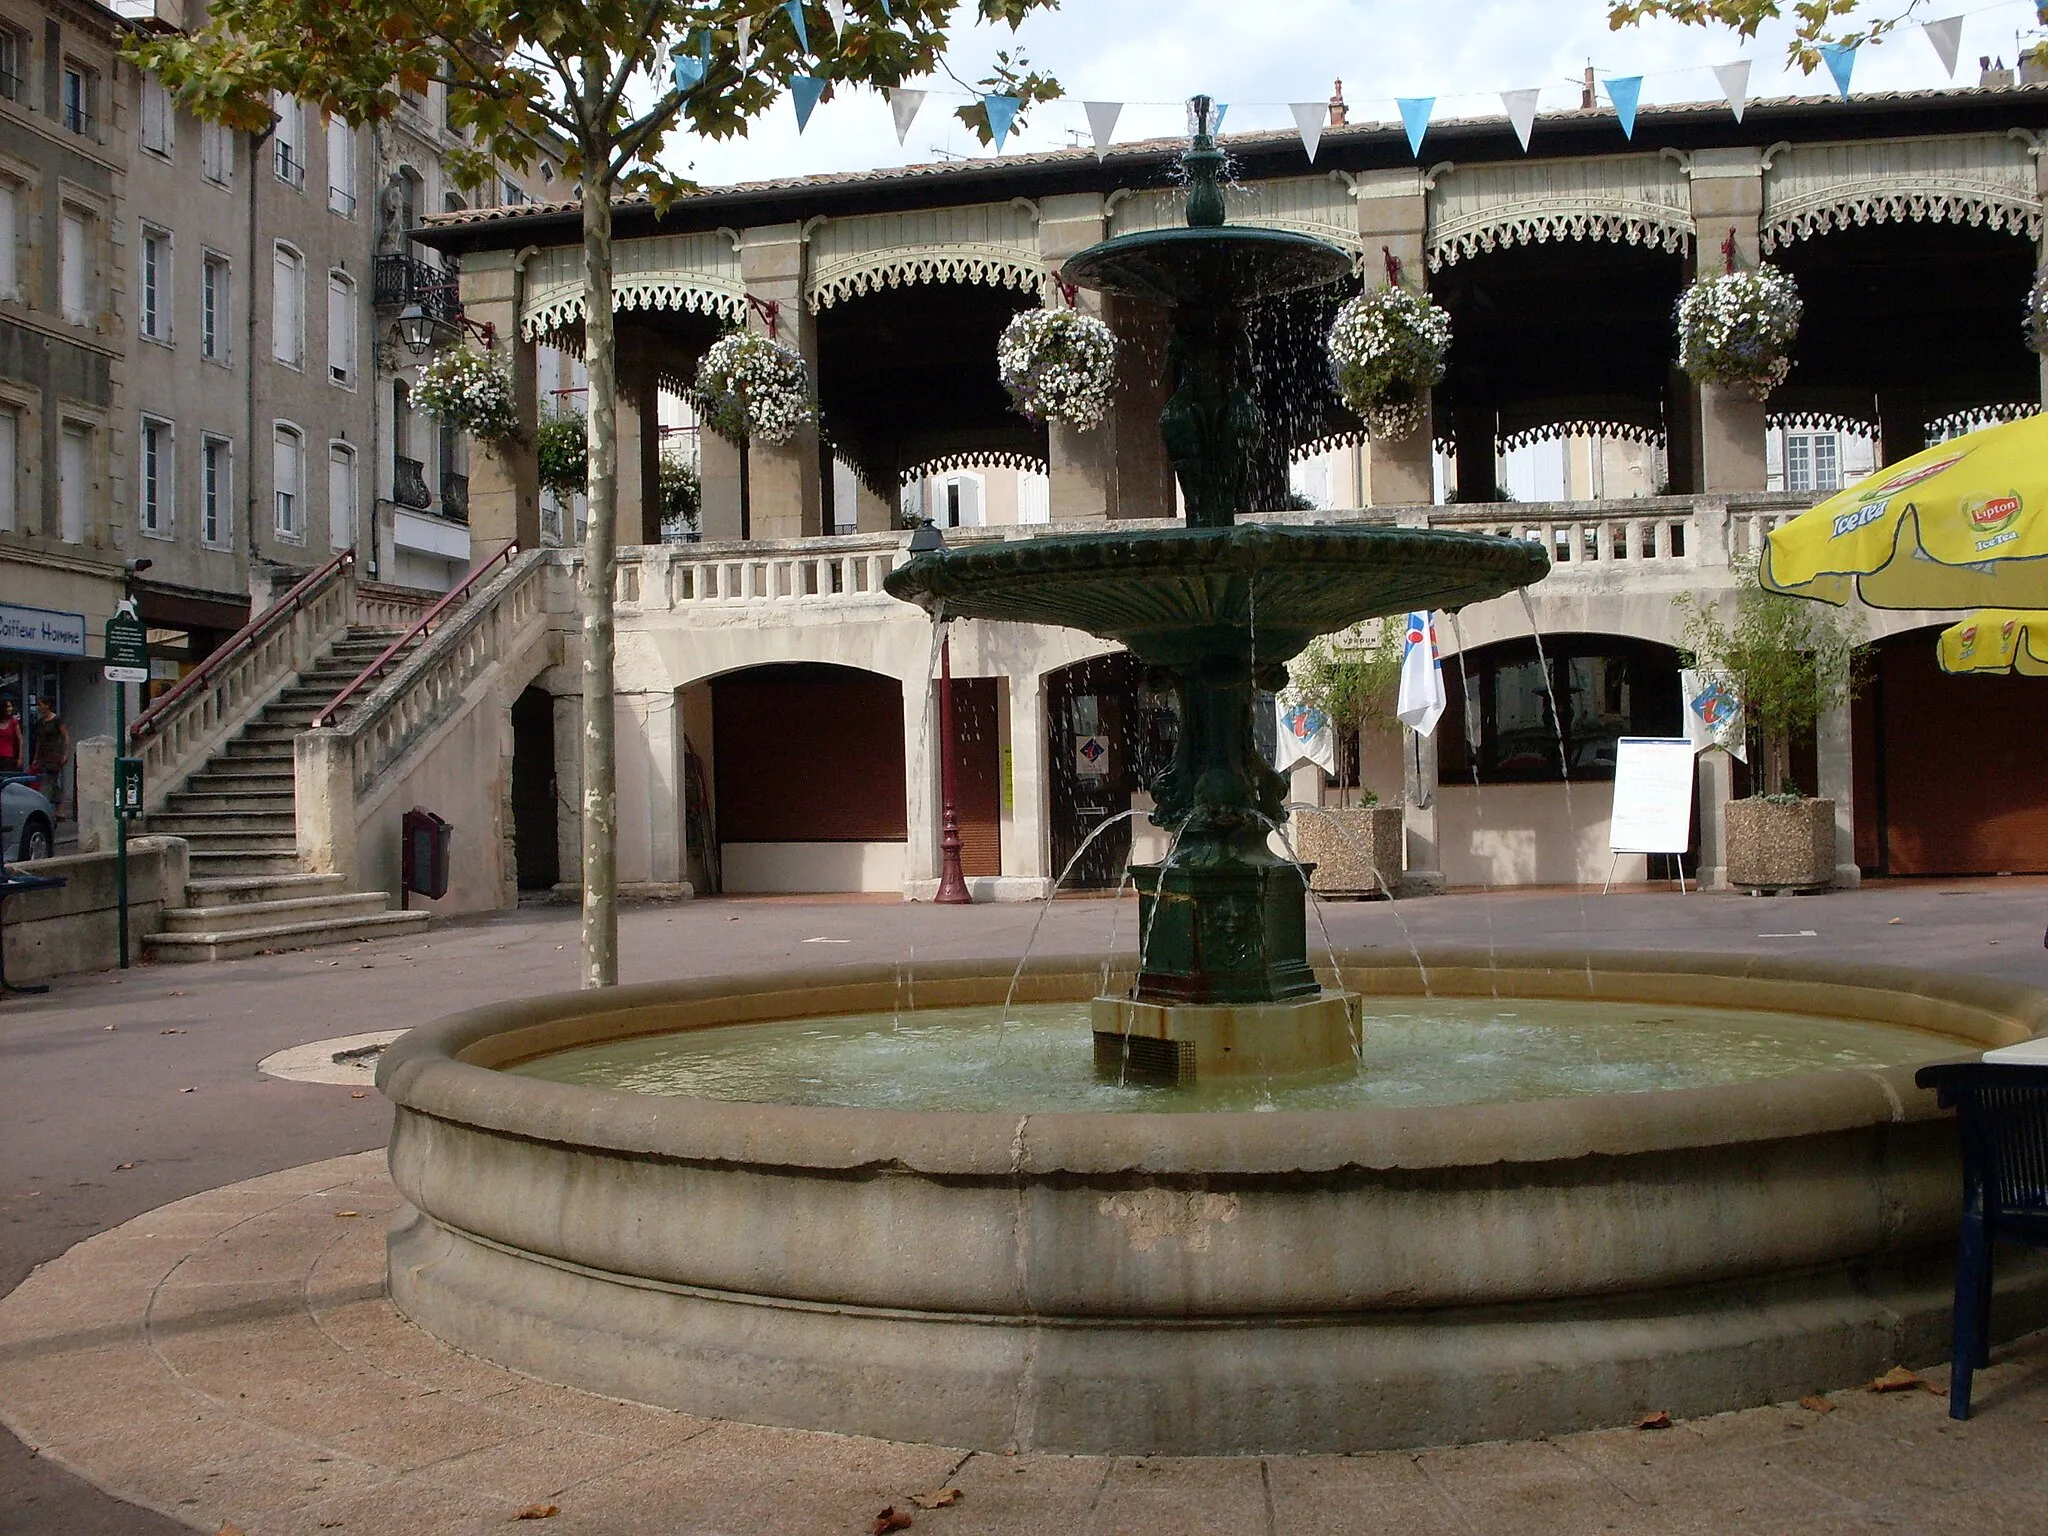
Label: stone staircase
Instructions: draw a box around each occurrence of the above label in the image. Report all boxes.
[143,627,433,961]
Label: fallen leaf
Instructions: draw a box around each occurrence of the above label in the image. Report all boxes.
[1869,1366,1927,1393]
[1925,1380,1949,1397]
[169,989,187,996]
[103,1024,116,1031]
[220,1524,248,1536]
[180,1087,196,1094]
[333,1210,360,1219]
[114,1162,134,1171]
[160,1028,185,1035]
[1887,917,1901,925]
[910,1489,962,1510]
[349,1090,369,1099]
[1635,1410,1672,1430]
[873,1507,913,1533]
[513,1505,558,1521]
[1799,1395,1834,1414]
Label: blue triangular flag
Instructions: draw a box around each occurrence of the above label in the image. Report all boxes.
[880,0,890,13]
[1818,41,1857,98]
[671,30,709,96]
[1212,102,1227,134]
[1396,97,1434,157]
[982,93,1021,151]
[784,0,810,54]
[791,75,826,131]
[1604,75,1642,138]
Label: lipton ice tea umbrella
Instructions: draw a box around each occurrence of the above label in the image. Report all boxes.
[1761,415,2048,609]
[1937,610,2048,676]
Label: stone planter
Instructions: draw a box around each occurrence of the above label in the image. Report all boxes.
[1292,803,1403,897]
[1726,796,1835,891]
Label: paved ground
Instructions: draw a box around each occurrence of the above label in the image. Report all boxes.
[3,879,2047,1534]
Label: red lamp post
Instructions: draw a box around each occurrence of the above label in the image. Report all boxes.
[934,620,972,904]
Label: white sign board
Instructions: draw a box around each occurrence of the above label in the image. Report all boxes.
[1608,737,1695,855]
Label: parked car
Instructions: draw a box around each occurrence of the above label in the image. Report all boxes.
[2,776,55,862]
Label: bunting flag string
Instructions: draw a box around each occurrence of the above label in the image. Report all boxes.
[1818,40,1858,99]
[736,14,752,55]
[783,0,809,55]
[1923,14,1965,77]
[983,93,1022,152]
[1084,100,1122,160]
[824,0,847,39]
[888,87,925,145]
[1603,74,1642,138]
[1712,59,1750,122]
[1290,101,1327,162]
[1502,88,1540,151]
[791,74,827,131]
[671,31,709,97]
[1396,96,1434,158]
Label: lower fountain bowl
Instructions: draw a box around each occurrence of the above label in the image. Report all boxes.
[378,949,2048,1455]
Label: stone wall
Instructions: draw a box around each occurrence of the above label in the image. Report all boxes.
[4,837,188,983]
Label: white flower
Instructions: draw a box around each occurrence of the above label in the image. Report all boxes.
[415,346,518,442]
[1676,265,1802,399]
[998,309,1117,428]
[1327,286,1453,440]
[694,331,813,445]
[2025,268,2048,355]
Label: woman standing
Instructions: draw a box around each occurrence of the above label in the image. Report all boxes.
[0,699,22,775]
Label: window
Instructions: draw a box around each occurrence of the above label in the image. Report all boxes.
[0,28,26,105]
[271,92,304,185]
[273,424,303,538]
[58,424,87,543]
[140,76,173,157]
[200,117,233,185]
[59,210,89,324]
[61,63,94,137]
[202,254,229,361]
[140,416,173,536]
[201,435,231,547]
[1437,637,1684,785]
[328,442,355,550]
[0,409,16,532]
[1784,432,1842,494]
[271,244,303,366]
[940,473,983,528]
[501,177,530,207]
[140,228,169,342]
[325,117,355,216]
[326,270,355,385]
[0,180,17,301]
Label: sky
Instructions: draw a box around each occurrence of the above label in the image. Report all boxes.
[671,0,2046,188]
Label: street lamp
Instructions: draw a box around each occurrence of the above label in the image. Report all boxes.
[395,303,438,357]
[912,521,972,905]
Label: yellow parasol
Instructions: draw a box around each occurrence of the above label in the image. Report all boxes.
[1937,610,2048,676]
[1761,414,2048,609]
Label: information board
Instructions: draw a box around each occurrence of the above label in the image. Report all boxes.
[1608,737,1695,855]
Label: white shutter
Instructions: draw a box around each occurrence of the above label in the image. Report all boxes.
[0,182,15,300]
[272,247,301,364]
[326,117,354,211]
[327,272,353,383]
[328,445,355,549]
[141,77,171,155]
[59,212,87,322]
[0,411,16,533]
[59,426,86,543]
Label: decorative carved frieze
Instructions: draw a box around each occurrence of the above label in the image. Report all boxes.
[1759,134,2042,251]
[1427,155,1694,270]
[806,202,1045,311]
[520,232,746,339]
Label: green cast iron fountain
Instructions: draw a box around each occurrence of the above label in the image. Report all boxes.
[886,98,1549,1077]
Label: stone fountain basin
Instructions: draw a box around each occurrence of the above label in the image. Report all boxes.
[378,950,2048,1456]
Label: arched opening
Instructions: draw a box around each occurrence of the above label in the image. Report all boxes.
[509,685,559,893]
[704,662,907,893]
[1044,654,1178,889]
[1852,627,2048,876]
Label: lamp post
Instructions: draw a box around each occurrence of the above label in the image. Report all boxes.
[910,520,972,905]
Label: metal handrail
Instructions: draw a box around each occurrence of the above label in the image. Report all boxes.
[313,541,519,729]
[130,547,355,742]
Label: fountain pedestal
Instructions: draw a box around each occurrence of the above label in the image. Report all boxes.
[1092,990,1361,1079]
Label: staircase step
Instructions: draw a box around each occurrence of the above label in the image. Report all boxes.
[222,744,294,763]
[184,771,294,795]
[186,872,349,906]
[158,890,395,935]
[165,791,297,815]
[188,851,303,878]
[145,907,432,962]
[148,811,297,836]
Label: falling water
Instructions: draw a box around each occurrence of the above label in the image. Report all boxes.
[894,609,952,1026]
[1516,587,1598,994]
[998,808,1147,1029]
[1444,611,1503,997]
[1281,803,1436,1005]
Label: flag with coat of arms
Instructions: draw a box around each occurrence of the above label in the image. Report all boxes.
[1679,669,1746,761]
[1395,611,1445,737]
[1273,693,1337,775]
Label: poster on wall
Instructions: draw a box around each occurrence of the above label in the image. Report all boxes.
[1607,737,1696,889]
[1074,734,1110,778]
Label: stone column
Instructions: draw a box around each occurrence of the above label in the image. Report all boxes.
[1400,727,1445,895]
[612,335,664,545]
[1006,671,1048,885]
[1694,747,1733,889]
[75,735,113,853]
[740,225,822,541]
[1353,169,1437,505]
[457,250,541,556]
[294,729,359,888]
[1106,297,1177,519]
[699,429,744,541]
[854,478,895,532]
[1815,700,1861,889]
[1686,150,1769,493]
[619,691,685,894]
[1038,194,1113,521]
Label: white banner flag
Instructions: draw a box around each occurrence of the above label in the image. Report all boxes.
[1274,694,1337,776]
[1396,611,1446,738]
[1289,102,1327,163]
[1084,101,1123,161]
[1713,60,1751,122]
[1502,89,1540,151]
[888,88,925,145]
[1923,14,1964,77]
[1680,669,1746,761]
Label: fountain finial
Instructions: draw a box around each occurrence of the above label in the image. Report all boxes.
[1182,94,1227,228]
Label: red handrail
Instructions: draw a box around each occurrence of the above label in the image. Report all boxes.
[313,542,521,729]
[130,548,357,742]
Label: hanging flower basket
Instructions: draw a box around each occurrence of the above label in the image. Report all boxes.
[693,331,813,445]
[534,410,587,498]
[2024,267,2048,355]
[414,345,519,444]
[997,308,1117,429]
[1326,285,1453,440]
[1676,265,1802,398]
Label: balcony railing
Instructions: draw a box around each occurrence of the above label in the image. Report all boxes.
[393,454,432,510]
[274,142,305,186]
[373,251,459,324]
[63,104,95,137]
[440,472,469,523]
[328,184,357,218]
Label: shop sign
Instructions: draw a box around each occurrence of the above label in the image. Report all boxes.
[0,602,87,657]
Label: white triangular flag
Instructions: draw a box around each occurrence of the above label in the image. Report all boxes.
[1713,60,1751,122]
[1923,15,1964,78]
[1289,102,1326,162]
[736,14,751,53]
[1502,88,1540,151]
[1084,101,1122,161]
[824,0,846,37]
[888,87,924,145]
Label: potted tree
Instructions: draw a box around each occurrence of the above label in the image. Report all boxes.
[1678,565,1862,892]
[1286,622,1406,897]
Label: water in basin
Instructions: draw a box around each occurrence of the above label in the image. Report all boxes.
[510,998,1960,1113]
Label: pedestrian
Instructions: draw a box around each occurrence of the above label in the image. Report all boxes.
[0,699,21,776]
[29,697,67,805]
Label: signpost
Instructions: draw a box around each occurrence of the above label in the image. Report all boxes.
[104,602,147,968]
[1605,736,1696,894]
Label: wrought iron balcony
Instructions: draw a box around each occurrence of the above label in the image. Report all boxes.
[373,252,460,324]
[440,472,470,524]
[393,454,432,510]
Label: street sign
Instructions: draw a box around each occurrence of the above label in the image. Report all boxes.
[104,603,147,684]
[114,757,144,818]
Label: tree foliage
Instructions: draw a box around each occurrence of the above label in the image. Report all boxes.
[1290,621,1405,806]
[1676,560,1863,797]
[1607,0,1923,73]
